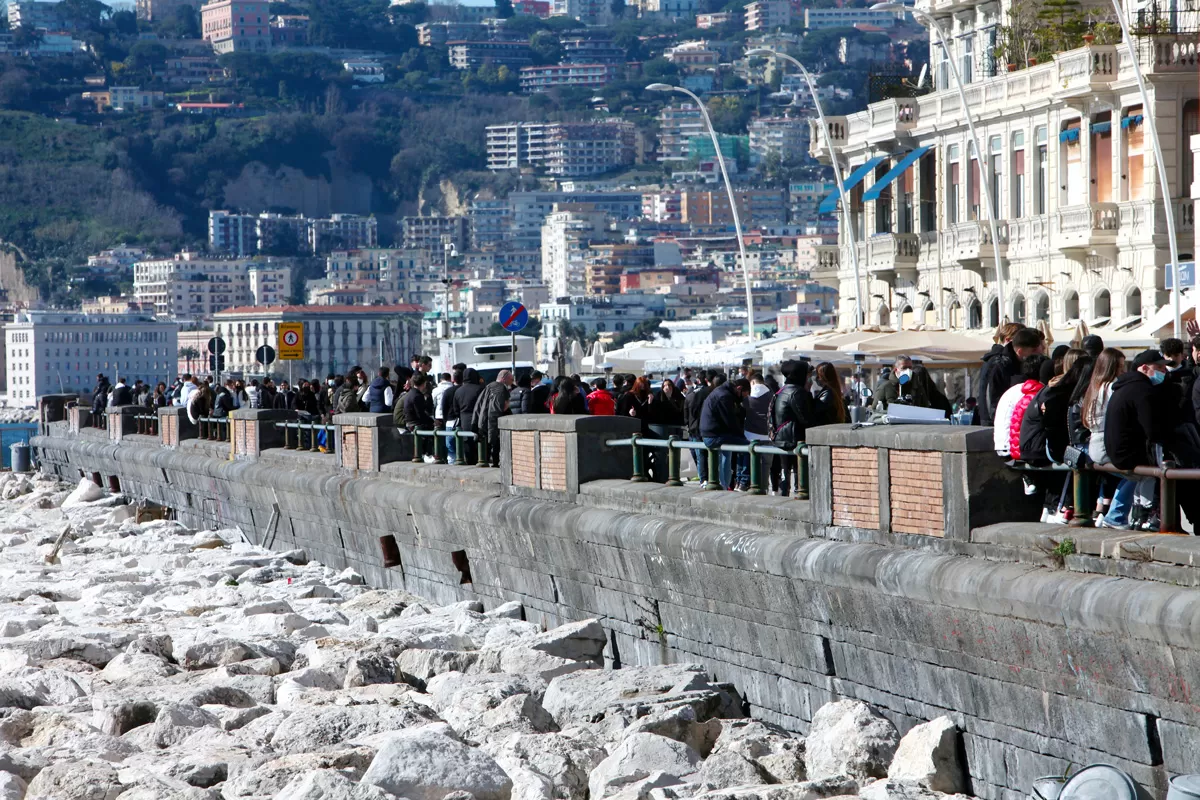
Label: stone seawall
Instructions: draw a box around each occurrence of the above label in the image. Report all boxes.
[33,433,1200,800]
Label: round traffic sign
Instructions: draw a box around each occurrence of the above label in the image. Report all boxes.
[499,301,528,333]
[256,345,276,366]
[281,330,300,347]
[207,336,226,356]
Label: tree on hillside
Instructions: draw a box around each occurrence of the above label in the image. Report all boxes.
[610,317,670,349]
[153,5,200,39]
[495,0,515,18]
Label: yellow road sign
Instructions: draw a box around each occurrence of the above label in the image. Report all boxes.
[278,322,304,360]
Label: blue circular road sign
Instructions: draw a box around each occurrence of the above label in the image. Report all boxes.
[499,301,529,333]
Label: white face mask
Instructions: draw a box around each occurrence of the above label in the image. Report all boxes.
[897,369,913,385]
[327,379,335,387]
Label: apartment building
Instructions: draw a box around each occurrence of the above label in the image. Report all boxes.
[657,104,705,162]
[401,216,470,253]
[5,310,177,405]
[201,0,271,53]
[85,247,149,277]
[468,199,513,249]
[696,11,738,28]
[207,211,377,255]
[416,21,487,45]
[158,55,222,85]
[560,36,624,64]
[486,121,635,175]
[270,14,309,45]
[519,63,617,93]
[550,0,611,25]
[744,0,790,32]
[803,7,903,29]
[680,189,789,227]
[585,243,656,295]
[631,0,696,18]
[541,205,617,298]
[213,304,424,376]
[812,0,1197,330]
[133,252,292,321]
[665,41,720,67]
[642,191,682,222]
[748,117,811,164]
[447,40,531,70]
[510,191,643,250]
[7,1,65,30]
[81,87,165,112]
[539,293,670,339]
[136,0,202,21]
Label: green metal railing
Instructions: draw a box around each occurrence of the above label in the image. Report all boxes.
[134,411,158,436]
[198,416,230,442]
[411,428,487,466]
[275,420,339,454]
[606,436,809,499]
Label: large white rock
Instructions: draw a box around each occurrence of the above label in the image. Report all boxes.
[272,769,400,800]
[268,701,441,754]
[886,717,965,794]
[0,771,26,800]
[526,619,607,662]
[223,748,375,797]
[483,731,606,800]
[588,732,701,799]
[711,719,805,783]
[61,479,106,508]
[860,778,974,800]
[25,759,122,800]
[543,663,741,728]
[361,726,514,800]
[146,703,221,749]
[805,700,899,782]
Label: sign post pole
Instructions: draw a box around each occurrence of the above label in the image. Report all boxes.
[498,301,529,378]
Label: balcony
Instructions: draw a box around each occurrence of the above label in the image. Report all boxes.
[1054,45,1117,100]
[813,244,840,284]
[1053,203,1119,258]
[1124,34,1200,77]
[809,117,847,162]
[945,220,1008,271]
[860,233,920,280]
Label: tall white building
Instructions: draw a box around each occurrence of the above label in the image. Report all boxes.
[813,0,1198,331]
[657,104,705,162]
[541,205,616,299]
[134,252,292,322]
[5,310,178,406]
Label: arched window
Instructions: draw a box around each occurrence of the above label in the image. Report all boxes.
[921,302,934,326]
[1064,291,1080,321]
[1095,289,1111,319]
[899,304,914,329]
[949,300,963,329]
[1126,287,1142,318]
[968,300,983,329]
[1033,292,1050,322]
[987,297,999,327]
[877,305,891,327]
[1012,294,1026,324]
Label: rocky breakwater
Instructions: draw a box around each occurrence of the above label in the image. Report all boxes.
[0,475,974,800]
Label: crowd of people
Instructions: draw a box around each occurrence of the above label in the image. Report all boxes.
[84,327,1200,527]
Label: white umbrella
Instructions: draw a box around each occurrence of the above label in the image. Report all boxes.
[590,340,607,361]
[568,340,585,373]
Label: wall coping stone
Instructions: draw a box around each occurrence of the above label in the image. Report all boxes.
[500,414,641,435]
[806,423,995,453]
[333,412,395,428]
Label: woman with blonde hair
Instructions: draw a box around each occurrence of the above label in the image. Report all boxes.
[1082,348,1128,526]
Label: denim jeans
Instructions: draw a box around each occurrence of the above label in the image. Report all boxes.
[1104,478,1136,526]
[691,435,708,483]
[703,434,749,488]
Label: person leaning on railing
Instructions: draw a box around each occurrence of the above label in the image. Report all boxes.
[769,360,813,498]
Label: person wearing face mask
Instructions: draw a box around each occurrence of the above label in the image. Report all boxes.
[1101,349,1172,529]
[874,356,929,412]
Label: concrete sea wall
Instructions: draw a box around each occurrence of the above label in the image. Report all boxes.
[32,430,1200,800]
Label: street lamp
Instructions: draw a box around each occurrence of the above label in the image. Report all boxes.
[872,2,1007,328]
[746,47,865,329]
[1107,0,1183,336]
[646,82,757,342]
[441,239,456,341]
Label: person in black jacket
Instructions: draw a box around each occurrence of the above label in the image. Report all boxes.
[525,370,551,414]
[1019,350,1091,520]
[1100,349,1168,529]
[700,375,750,490]
[509,375,530,415]
[979,326,1041,425]
[769,360,814,496]
[452,368,484,465]
[683,370,713,484]
[108,378,133,408]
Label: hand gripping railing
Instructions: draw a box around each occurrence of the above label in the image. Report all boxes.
[410,428,486,466]
[605,435,809,498]
[275,420,339,454]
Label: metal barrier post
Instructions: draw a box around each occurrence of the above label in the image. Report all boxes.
[629,434,646,482]
[796,445,809,500]
[308,423,320,452]
[665,436,682,487]
[453,429,463,465]
[476,435,488,467]
[747,441,764,495]
[1162,473,1180,532]
[705,446,721,491]
[433,430,446,464]
[1071,469,1092,527]
[411,429,422,463]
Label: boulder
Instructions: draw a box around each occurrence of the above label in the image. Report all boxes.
[62,478,106,508]
[223,748,376,797]
[179,639,255,670]
[340,590,424,621]
[485,601,526,619]
[712,720,805,783]
[268,701,442,754]
[92,696,159,735]
[688,778,859,800]
[696,749,770,790]
[588,733,701,799]
[464,693,559,743]
[344,654,398,688]
[125,634,174,661]
[860,778,973,800]
[0,772,25,800]
[543,664,742,729]
[146,704,221,749]
[526,619,607,663]
[805,700,899,782]
[886,717,965,794]
[272,769,400,800]
[361,726,514,800]
[398,648,480,680]
[482,731,606,800]
[25,759,122,800]
[624,705,722,758]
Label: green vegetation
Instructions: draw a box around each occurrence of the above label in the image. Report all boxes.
[1052,538,1076,557]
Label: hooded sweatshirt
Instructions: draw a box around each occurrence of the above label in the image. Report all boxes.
[744,382,771,437]
[1007,379,1044,461]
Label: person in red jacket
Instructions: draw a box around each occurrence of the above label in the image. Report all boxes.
[586,378,616,415]
[1008,359,1053,461]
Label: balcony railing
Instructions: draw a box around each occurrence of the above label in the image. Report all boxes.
[862,233,920,276]
[1053,202,1119,252]
[1054,45,1118,97]
[945,220,1009,266]
[1180,198,1196,232]
[815,244,840,278]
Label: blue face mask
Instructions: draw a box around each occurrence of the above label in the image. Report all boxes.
[1149,370,1167,385]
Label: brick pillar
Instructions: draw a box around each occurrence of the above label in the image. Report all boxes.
[107,406,141,444]
[231,408,296,459]
[67,407,92,434]
[499,415,640,500]
[158,406,197,448]
[37,394,78,436]
[334,412,409,472]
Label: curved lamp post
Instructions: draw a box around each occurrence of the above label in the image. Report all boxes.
[647,83,757,342]
[872,2,1007,327]
[1108,0,1182,336]
[747,47,865,329]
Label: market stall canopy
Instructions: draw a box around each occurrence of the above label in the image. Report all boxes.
[841,330,994,361]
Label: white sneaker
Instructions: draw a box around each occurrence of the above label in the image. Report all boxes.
[1040,508,1051,523]
[1047,512,1068,525]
